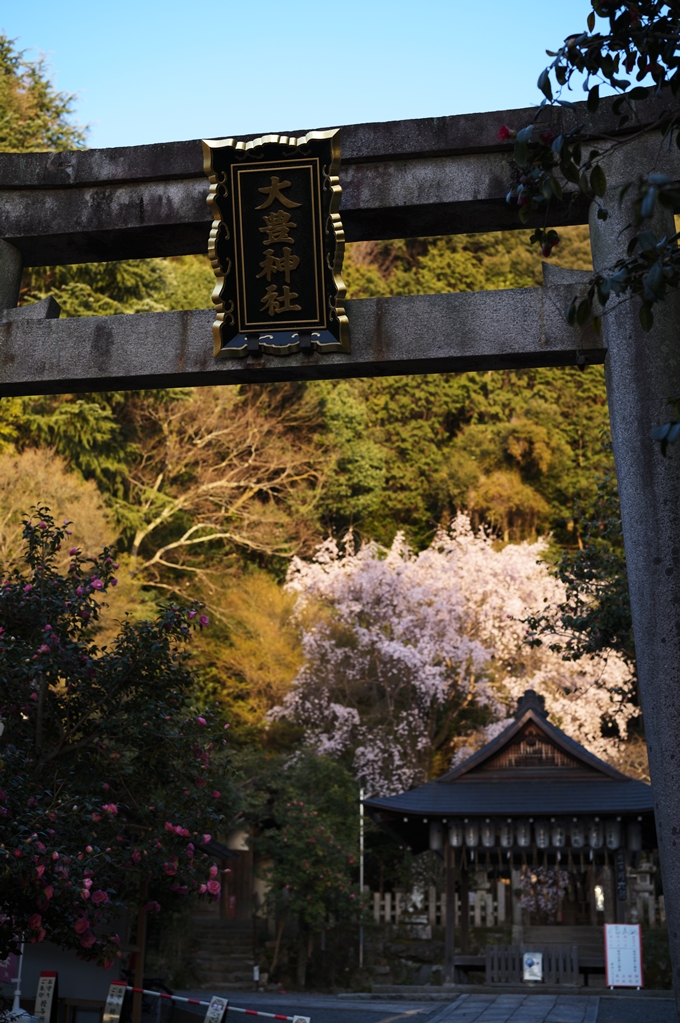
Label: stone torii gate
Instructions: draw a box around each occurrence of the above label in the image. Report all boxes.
[2,98,680,997]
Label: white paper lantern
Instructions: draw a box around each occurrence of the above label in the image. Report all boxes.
[517,820,531,847]
[588,819,604,849]
[499,821,514,848]
[429,821,444,852]
[481,819,495,848]
[465,820,479,848]
[551,821,566,848]
[605,820,621,850]
[627,820,642,852]
[535,820,550,849]
[570,819,585,848]
[449,821,464,847]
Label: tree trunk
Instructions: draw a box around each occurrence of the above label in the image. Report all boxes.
[131,881,148,1023]
[295,932,308,989]
[590,134,680,1012]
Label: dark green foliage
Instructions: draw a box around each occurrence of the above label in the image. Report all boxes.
[315,366,611,549]
[0,35,85,152]
[0,511,230,962]
[525,465,634,679]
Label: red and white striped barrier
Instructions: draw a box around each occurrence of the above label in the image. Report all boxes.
[125,986,309,1023]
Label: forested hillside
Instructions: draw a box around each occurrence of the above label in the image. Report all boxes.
[1,34,636,777]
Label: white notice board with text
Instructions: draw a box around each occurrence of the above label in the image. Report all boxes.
[604,923,644,987]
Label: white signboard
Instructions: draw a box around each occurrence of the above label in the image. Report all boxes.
[204,996,228,1023]
[35,972,57,1023]
[523,952,543,982]
[103,980,128,1023]
[604,924,644,988]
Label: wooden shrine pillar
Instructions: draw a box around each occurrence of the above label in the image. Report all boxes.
[445,842,455,983]
[460,854,469,955]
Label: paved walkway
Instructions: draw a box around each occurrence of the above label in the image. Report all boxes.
[427,994,599,1023]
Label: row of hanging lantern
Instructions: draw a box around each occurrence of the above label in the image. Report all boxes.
[427,816,643,852]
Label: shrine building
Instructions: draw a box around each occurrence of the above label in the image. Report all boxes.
[364,690,657,979]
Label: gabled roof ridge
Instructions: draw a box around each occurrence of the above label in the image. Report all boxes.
[438,708,632,783]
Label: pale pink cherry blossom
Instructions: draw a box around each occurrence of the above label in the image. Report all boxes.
[271,515,636,796]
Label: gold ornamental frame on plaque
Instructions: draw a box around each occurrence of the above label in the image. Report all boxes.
[202,129,348,358]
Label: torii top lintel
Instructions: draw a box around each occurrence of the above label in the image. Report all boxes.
[0,97,663,396]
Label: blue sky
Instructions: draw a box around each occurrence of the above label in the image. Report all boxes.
[3,0,593,150]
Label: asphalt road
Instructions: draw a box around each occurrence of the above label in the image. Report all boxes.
[179,990,679,1023]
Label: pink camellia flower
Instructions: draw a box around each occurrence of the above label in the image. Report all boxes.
[91,890,109,906]
[199,884,207,894]
[110,578,118,587]
[69,547,78,556]
[91,579,104,590]
[43,886,54,901]
[90,814,101,823]
[194,778,205,789]
[31,928,46,943]
[212,791,220,799]
[36,865,45,879]
[83,878,93,888]
[202,834,211,845]
[74,917,89,934]
[163,862,177,876]
[111,934,120,944]
[28,913,42,930]
[80,889,91,900]
[24,584,33,593]
[80,930,96,949]
[498,124,516,141]
[132,850,141,864]
[102,804,118,815]
[85,845,93,853]
[171,884,188,895]
[51,852,59,861]
[76,586,84,596]
[187,610,197,620]
[144,901,161,914]
[209,865,218,879]
[206,880,221,897]
[196,716,207,726]
[198,615,209,627]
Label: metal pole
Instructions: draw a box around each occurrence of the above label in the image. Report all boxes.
[11,938,24,1014]
[359,787,364,969]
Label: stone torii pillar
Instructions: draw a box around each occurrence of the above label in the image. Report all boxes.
[590,137,680,1009]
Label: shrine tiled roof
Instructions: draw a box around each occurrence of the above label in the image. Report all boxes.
[363,690,654,853]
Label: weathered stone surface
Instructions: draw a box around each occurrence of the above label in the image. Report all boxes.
[0,286,603,396]
[0,239,22,310]
[2,154,587,265]
[0,95,657,265]
[590,136,680,1015]
[0,94,662,189]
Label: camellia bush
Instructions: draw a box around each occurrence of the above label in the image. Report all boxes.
[0,511,230,965]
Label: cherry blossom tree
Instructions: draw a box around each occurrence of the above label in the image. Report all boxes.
[0,511,230,964]
[271,514,636,796]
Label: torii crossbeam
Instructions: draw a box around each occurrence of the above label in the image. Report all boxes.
[2,98,680,1001]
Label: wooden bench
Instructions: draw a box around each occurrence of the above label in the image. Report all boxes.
[453,945,605,986]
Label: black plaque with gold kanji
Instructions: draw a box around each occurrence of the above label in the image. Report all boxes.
[203,130,348,358]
